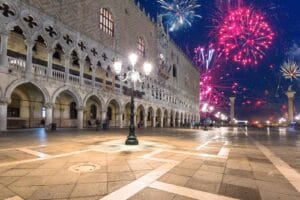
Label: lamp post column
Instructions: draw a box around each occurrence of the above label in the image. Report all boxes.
[125,82,138,145]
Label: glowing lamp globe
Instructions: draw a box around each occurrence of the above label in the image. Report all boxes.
[131,71,139,82]
[113,61,122,75]
[143,62,152,76]
[129,53,138,66]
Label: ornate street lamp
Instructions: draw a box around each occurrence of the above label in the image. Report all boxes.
[113,53,153,145]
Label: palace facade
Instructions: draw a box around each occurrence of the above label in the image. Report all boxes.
[0,0,199,131]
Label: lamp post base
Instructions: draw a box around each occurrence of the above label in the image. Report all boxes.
[125,135,139,145]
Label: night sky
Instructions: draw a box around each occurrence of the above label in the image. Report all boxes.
[137,0,300,122]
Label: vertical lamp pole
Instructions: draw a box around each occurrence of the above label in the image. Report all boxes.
[113,53,152,145]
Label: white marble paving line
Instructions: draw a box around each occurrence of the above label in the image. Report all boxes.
[150,181,238,200]
[140,149,178,163]
[100,162,177,200]
[18,147,50,158]
[167,149,227,159]
[4,196,24,200]
[0,144,47,152]
[0,149,92,168]
[196,136,219,150]
[217,147,230,158]
[251,137,300,193]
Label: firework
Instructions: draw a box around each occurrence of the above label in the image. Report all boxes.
[194,46,215,70]
[281,60,300,81]
[217,7,274,65]
[158,0,201,32]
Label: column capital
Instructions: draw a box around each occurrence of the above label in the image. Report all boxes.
[25,39,35,47]
[47,48,54,54]
[0,97,10,105]
[77,106,84,111]
[44,103,54,109]
[0,31,8,36]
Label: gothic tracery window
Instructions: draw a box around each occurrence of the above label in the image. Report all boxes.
[99,8,114,37]
[137,36,146,57]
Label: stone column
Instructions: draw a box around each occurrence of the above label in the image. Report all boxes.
[0,32,8,71]
[117,113,123,128]
[172,114,175,128]
[79,60,84,85]
[101,110,107,122]
[160,114,164,128]
[286,88,296,123]
[229,97,236,125]
[25,40,34,78]
[0,99,8,131]
[64,55,70,83]
[167,117,171,127]
[152,114,156,128]
[47,49,53,79]
[92,68,96,89]
[143,114,147,128]
[45,103,53,127]
[77,107,84,129]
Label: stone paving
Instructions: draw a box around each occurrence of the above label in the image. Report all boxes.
[0,127,299,200]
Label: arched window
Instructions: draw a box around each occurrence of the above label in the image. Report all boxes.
[70,102,77,119]
[172,64,177,78]
[137,36,146,57]
[100,8,114,37]
[90,104,97,119]
[107,106,112,120]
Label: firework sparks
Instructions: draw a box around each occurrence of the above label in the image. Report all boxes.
[281,60,300,81]
[158,0,201,32]
[194,46,215,70]
[217,7,274,65]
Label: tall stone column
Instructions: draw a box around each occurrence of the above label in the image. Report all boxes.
[286,88,296,123]
[45,103,53,127]
[117,113,123,128]
[229,97,236,125]
[47,49,53,79]
[64,55,70,83]
[0,99,8,131]
[77,107,84,129]
[0,32,8,71]
[160,115,164,128]
[25,40,34,78]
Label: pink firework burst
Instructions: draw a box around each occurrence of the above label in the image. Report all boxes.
[218,7,274,65]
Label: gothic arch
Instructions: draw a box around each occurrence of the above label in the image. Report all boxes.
[51,86,82,106]
[5,79,50,103]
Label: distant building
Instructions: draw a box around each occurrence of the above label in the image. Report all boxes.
[0,0,199,130]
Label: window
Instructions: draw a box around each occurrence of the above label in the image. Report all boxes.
[137,36,146,57]
[173,64,177,78]
[70,102,77,119]
[7,107,20,118]
[90,104,97,119]
[100,8,114,36]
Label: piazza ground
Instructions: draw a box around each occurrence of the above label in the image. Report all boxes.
[0,127,299,200]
